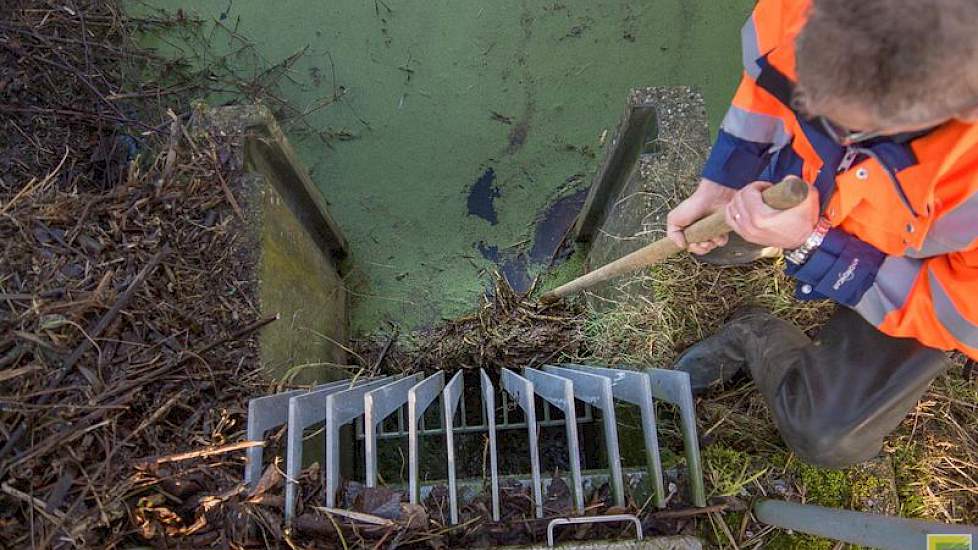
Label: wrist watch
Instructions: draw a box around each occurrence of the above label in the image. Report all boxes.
[786,217,832,265]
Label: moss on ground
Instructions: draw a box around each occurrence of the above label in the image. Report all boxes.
[702,446,767,498]
[794,462,852,507]
[762,532,840,550]
[688,443,894,549]
[892,444,930,518]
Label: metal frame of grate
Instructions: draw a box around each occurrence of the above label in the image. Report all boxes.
[244,364,706,526]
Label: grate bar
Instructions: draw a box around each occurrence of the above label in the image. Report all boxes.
[247,381,354,488]
[561,363,667,508]
[408,371,445,504]
[283,379,373,522]
[500,368,544,518]
[458,378,468,427]
[443,371,464,524]
[361,410,591,439]
[324,377,399,507]
[246,388,305,488]
[479,369,501,522]
[646,367,705,507]
[364,374,423,487]
[543,365,624,508]
[523,367,584,514]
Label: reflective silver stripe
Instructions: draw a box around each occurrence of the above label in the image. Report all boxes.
[721,105,791,148]
[907,192,978,258]
[853,256,923,326]
[741,15,762,79]
[927,268,978,348]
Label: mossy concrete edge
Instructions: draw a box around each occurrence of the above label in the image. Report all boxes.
[192,102,351,384]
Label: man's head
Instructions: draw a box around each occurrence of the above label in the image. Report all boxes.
[795,0,978,138]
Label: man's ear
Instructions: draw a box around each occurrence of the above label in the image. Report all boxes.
[956,104,978,122]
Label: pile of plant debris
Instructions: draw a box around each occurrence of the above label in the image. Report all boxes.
[130,445,731,549]
[0,46,273,550]
[355,277,587,378]
[0,1,305,547]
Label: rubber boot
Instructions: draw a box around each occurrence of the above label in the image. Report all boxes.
[677,306,947,467]
[673,306,809,394]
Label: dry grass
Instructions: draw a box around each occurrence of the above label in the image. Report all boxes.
[583,254,832,368]
[891,367,978,523]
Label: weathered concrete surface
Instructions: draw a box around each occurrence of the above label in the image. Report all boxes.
[575,87,710,309]
[194,104,350,384]
[512,536,703,550]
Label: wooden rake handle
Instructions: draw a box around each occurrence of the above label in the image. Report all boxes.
[539,176,808,304]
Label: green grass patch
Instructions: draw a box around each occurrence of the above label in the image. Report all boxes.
[763,531,840,550]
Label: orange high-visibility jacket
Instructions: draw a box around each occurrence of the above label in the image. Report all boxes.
[703,0,978,358]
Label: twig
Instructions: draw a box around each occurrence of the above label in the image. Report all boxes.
[0,363,38,382]
[2,482,68,523]
[65,248,169,370]
[711,511,741,550]
[190,314,279,358]
[209,145,246,221]
[0,146,69,217]
[88,315,279,409]
[159,110,182,188]
[136,440,265,467]
[647,503,729,520]
[371,332,398,373]
[311,506,395,527]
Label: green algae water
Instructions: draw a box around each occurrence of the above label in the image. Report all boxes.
[136,0,752,332]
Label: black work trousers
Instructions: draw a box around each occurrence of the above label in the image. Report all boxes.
[744,306,947,468]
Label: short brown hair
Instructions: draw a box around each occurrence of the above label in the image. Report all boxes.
[796,0,978,125]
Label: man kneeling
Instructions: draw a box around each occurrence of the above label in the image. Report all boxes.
[666,0,978,468]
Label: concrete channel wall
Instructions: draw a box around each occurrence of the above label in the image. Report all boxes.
[575,87,709,308]
[193,104,350,384]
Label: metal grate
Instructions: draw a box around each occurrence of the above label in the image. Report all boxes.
[354,377,595,440]
[244,364,705,526]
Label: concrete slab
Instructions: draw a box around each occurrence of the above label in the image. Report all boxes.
[512,536,703,550]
